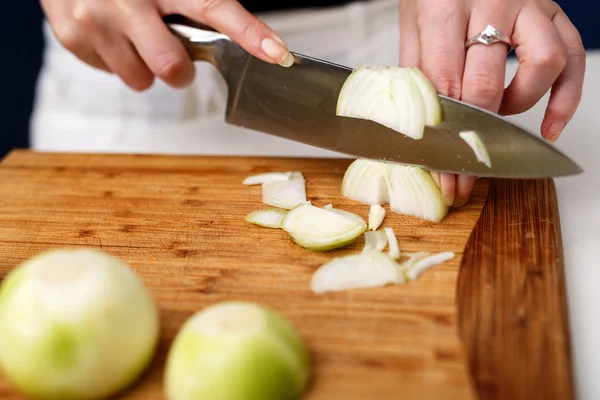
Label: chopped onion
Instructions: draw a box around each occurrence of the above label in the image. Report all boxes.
[281,203,367,251]
[368,204,386,230]
[243,171,296,185]
[383,227,401,260]
[341,159,389,205]
[246,209,288,229]
[311,250,405,294]
[323,204,333,210]
[336,65,443,140]
[262,172,307,210]
[165,301,311,400]
[0,248,159,399]
[405,251,455,280]
[362,231,388,253]
[459,130,492,168]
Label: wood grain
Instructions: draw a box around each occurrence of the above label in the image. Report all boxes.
[457,178,574,400]
[0,150,572,399]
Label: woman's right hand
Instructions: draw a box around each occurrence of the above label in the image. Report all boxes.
[40,0,294,91]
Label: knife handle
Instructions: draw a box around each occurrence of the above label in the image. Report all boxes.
[164,15,232,65]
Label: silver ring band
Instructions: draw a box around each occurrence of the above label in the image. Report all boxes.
[465,25,513,52]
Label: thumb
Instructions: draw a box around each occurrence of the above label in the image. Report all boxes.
[164,0,294,67]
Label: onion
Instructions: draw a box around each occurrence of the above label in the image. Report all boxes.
[336,65,443,140]
[459,130,492,168]
[361,231,388,253]
[323,204,333,210]
[311,250,405,294]
[281,203,367,251]
[368,204,386,230]
[0,248,159,400]
[405,252,455,280]
[243,171,296,185]
[262,172,307,210]
[245,209,288,229]
[383,227,401,260]
[164,301,311,400]
[342,159,449,223]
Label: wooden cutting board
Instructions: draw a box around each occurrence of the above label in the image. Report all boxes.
[0,150,573,400]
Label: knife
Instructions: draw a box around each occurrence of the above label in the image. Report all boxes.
[165,15,582,178]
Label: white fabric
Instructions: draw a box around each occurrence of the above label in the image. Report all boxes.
[30,0,399,156]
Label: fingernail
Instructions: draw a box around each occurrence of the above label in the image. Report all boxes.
[441,173,455,207]
[261,38,294,67]
[547,121,565,143]
[430,172,441,188]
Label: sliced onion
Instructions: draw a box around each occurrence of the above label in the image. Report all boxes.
[459,130,492,168]
[405,251,455,280]
[165,301,311,400]
[246,209,288,229]
[311,250,405,294]
[383,227,401,260]
[262,173,307,210]
[243,172,296,185]
[336,65,443,140]
[341,159,389,205]
[323,204,333,210]
[281,203,367,251]
[362,231,388,253]
[368,204,385,230]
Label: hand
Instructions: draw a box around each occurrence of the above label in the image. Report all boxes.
[40,0,294,91]
[399,0,586,208]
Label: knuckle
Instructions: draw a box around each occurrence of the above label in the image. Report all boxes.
[430,75,462,98]
[197,0,228,15]
[530,46,568,71]
[55,24,81,52]
[462,73,503,100]
[72,2,98,30]
[565,35,586,60]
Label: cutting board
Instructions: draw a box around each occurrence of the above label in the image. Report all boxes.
[0,150,573,400]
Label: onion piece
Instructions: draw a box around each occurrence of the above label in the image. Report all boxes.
[165,301,311,400]
[362,231,388,253]
[405,251,455,280]
[0,248,159,399]
[368,204,386,230]
[262,173,307,210]
[323,204,333,210]
[336,65,443,140]
[243,171,295,185]
[246,209,288,229]
[311,250,405,294]
[383,227,401,260]
[459,130,492,168]
[281,203,367,251]
[341,159,389,205]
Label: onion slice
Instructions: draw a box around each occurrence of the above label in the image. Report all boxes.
[311,250,405,294]
[383,227,401,260]
[341,159,389,206]
[459,130,492,168]
[246,209,288,229]
[405,251,455,280]
[281,203,367,251]
[362,231,388,253]
[262,172,307,210]
[243,171,295,185]
[368,204,386,230]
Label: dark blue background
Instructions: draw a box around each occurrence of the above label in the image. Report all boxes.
[0,1,595,158]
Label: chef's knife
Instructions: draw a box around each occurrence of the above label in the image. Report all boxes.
[165,15,582,178]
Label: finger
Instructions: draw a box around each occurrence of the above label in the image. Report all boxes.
[399,0,420,68]
[42,0,110,72]
[166,0,294,67]
[453,175,477,207]
[440,173,456,207]
[499,4,567,116]
[540,11,586,143]
[416,0,468,98]
[124,9,195,88]
[462,9,516,112]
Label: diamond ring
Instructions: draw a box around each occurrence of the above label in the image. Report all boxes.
[465,25,513,53]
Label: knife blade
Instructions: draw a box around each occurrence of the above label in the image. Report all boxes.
[166,15,582,178]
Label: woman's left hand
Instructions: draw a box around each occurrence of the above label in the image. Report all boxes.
[399,0,586,207]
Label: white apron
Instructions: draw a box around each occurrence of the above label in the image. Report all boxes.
[30,0,399,157]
